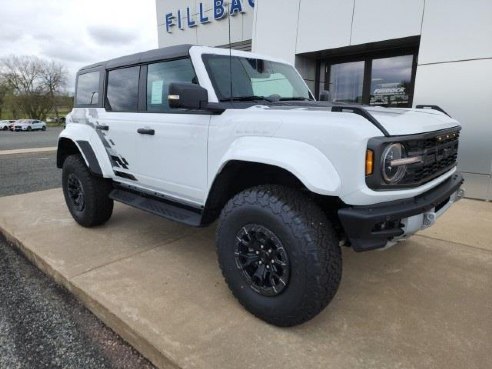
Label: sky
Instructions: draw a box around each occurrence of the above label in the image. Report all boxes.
[0,0,158,92]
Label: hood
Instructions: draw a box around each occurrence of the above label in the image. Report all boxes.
[363,107,460,136]
[253,102,460,136]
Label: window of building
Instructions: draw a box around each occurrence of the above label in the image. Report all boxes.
[323,49,417,107]
[106,66,140,112]
[329,61,364,104]
[76,72,100,106]
[370,55,413,107]
[146,58,196,112]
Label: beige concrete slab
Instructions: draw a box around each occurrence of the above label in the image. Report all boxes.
[418,199,492,251]
[0,189,199,278]
[0,190,491,369]
[71,231,492,369]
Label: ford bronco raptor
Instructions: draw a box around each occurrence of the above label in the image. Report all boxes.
[58,45,464,326]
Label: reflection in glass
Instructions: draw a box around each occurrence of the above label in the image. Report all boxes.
[329,61,364,104]
[107,67,140,112]
[370,55,413,107]
[147,59,196,112]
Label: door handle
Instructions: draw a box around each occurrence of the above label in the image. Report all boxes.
[137,128,155,135]
[96,125,109,131]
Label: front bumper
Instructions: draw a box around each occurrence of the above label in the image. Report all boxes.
[338,173,464,251]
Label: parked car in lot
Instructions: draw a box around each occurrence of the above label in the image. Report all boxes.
[12,119,47,131]
[0,120,15,131]
[58,45,464,327]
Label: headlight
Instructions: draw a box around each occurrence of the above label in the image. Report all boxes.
[382,143,406,184]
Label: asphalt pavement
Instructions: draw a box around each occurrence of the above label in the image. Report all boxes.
[0,132,156,368]
[0,152,61,197]
[0,126,63,150]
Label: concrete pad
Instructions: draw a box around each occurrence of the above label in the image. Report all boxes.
[419,199,492,251]
[0,189,198,278]
[72,232,492,369]
[0,189,491,369]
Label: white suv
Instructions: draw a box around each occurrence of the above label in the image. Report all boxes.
[58,45,464,326]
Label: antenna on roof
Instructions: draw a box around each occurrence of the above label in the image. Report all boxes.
[227,1,233,103]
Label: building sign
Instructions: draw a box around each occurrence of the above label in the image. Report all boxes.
[165,0,254,33]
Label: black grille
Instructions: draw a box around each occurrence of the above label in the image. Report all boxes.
[403,130,459,185]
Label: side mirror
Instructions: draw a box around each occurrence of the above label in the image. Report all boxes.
[168,83,208,110]
[319,90,331,102]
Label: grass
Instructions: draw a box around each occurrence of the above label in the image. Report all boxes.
[0,107,72,121]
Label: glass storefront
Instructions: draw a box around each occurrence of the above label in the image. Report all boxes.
[323,50,416,107]
[329,61,364,104]
[370,55,413,107]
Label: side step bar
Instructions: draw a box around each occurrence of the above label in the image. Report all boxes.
[110,188,203,226]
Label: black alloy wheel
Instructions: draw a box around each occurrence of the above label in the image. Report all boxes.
[234,224,290,297]
[217,185,342,327]
[62,154,114,227]
[66,173,85,212]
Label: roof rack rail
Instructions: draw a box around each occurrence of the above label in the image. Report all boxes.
[331,105,390,137]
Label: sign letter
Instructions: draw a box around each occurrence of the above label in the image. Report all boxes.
[165,13,175,33]
[230,0,243,15]
[187,7,196,27]
[214,0,225,19]
[199,3,210,23]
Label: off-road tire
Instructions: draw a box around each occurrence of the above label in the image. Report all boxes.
[62,154,113,227]
[216,185,342,327]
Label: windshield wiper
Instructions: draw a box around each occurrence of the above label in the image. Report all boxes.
[220,95,275,102]
[278,97,313,101]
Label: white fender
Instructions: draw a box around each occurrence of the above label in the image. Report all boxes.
[58,122,114,178]
[217,137,341,195]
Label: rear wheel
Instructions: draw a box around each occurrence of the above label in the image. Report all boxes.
[27,126,31,131]
[2,126,7,131]
[216,185,342,327]
[62,154,114,227]
[41,126,46,131]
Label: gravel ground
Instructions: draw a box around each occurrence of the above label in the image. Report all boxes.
[0,235,155,369]
[0,137,157,368]
[0,152,61,197]
[0,127,63,150]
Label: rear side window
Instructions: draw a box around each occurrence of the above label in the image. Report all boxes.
[106,66,140,112]
[76,72,100,106]
[147,59,196,112]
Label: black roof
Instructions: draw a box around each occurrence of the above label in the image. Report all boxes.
[78,44,193,73]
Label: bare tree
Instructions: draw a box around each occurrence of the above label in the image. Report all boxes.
[0,55,68,120]
[40,60,68,121]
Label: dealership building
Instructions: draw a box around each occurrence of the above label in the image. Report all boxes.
[156,0,492,200]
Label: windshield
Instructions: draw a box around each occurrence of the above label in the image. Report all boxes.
[203,54,312,102]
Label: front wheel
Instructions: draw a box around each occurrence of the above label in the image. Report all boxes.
[62,154,114,227]
[216,185,342,327]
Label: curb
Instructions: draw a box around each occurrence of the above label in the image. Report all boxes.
[0,226,181,369]
[0,147,57,156]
